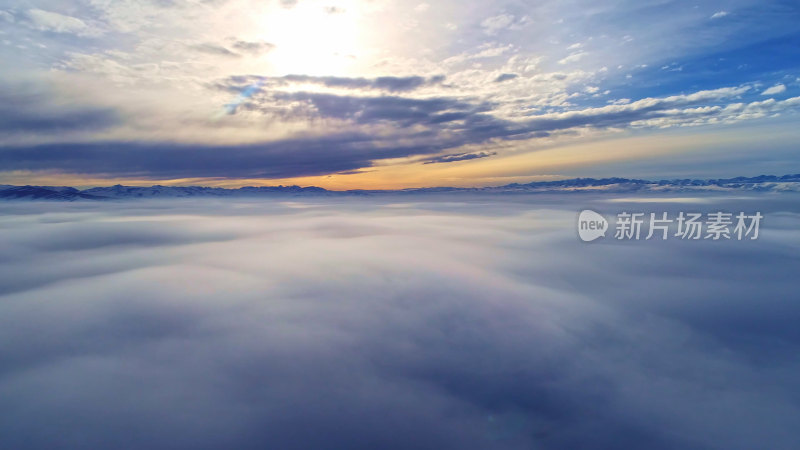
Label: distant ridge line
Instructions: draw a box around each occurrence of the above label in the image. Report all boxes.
[2,174,800,200]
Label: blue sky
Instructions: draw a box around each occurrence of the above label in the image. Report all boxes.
[0,0,799,188]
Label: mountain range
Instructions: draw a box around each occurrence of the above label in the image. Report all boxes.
[2,174,800,200]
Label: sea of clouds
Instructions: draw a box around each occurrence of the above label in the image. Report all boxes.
[1,193,799,449]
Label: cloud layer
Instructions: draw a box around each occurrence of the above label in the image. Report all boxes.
[1,194,799,449]
[4,80,798,179]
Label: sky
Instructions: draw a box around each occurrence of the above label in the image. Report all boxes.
[1,0,799,188]
[1,195,799,449]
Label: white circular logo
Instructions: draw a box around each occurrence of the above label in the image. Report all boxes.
[577,210,608,242]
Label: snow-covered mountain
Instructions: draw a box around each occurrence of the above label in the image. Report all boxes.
[2,175,799,200]
[0,186,105,200]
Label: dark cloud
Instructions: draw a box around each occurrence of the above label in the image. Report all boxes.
[269,91,483,126]
[0,86,118,133]
[0,134,444,179]
[191,43,240,57]
[423,151,496,164]
[494,73,518,82]
[0,195,798,449]
[241,87,737,146]
[219,74,446,93]
[247,90,549,152]
[335,168,375,175]
[230,40,275,55]
[266,90,743,145]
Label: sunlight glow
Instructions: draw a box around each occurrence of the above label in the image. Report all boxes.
[259,2,361,76]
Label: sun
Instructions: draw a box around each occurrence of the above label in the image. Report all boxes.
[258,1,361,76]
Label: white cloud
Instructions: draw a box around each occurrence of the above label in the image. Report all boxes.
[761,84,786,96]
[414,3,430,13]
[480,14,514,35]
[25,9,101,37]
[0,10,13,23]
[558,51,588,65]
[711,11,729,19]
[443,43,514,65]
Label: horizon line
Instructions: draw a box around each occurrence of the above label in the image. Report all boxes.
[4,173,800,193]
